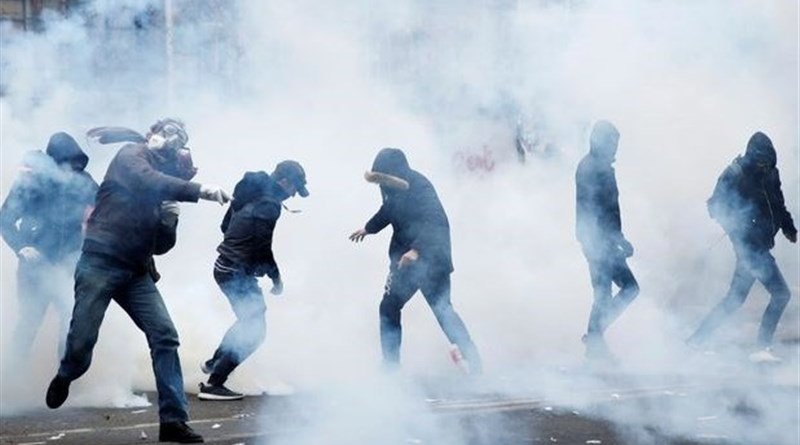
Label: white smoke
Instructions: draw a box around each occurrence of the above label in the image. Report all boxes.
[0,0,797,443]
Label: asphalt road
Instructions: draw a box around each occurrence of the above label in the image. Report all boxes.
[2,364,798,445]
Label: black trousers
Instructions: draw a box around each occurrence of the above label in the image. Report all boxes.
[379,263,481,372]
[584,251,639,338]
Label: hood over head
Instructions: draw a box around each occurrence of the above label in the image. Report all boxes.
[589,120,620,162]
[46,132,88,171]
[371,148,411,179]
[744,131,777,169]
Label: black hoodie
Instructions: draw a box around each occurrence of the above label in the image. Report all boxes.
[0,133,98,262]
[364,148,454,273]
[216,171,284,278]
[575,138,624,257]
[707,133,795,251]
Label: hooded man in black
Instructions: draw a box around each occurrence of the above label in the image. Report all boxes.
[0,133,98,361]
[199,161,309,401]
[45,118,231,444]
[575,121,639,361]
[350,148,482,374]
[688,132,796,363]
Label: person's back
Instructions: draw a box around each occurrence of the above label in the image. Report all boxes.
[690,132,796,361]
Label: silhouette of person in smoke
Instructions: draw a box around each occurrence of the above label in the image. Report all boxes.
[688,132,796,363]
[575,121,639,361]
[199,161,309,401]
[45,118,232,444]
[0,132,98,361]
[350,148,482,374]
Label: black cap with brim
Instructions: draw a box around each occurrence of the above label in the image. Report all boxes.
[274,160,309,197]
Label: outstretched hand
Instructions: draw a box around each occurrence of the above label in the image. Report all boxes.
[784,227,798,243]
[349,228,368,242]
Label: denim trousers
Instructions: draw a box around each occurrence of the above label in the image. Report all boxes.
[204,266,267,386]
[690,241,791,347]
[58,252,189,422]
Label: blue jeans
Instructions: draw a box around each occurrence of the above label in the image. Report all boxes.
[204,265,266,386]
[689,241,791,347]
[58,252,189,423]
[584,251,639,338]
[379,263,481,372]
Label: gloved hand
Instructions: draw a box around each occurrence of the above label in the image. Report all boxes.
[18,246,42,262]
[199,184,232,205]
[784,226,798,243]
[398,249,419,268]
[160,201,180,226]
[270,276,284,295]
[618,239,634,257]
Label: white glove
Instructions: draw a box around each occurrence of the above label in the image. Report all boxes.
[160,201,180,225]
[199,184,231,205]
[18,246,42,262]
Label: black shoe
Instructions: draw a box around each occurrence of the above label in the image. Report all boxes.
[159,421,204,443]
[197,382,244,401]
[46,375,71,409]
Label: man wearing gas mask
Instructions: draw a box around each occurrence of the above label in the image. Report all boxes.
[349,148,482,374]
[45,118,230,443]
[0,132,98,362]
[688,132,796,363]
[575,121,640,362]
[199,160,309,401]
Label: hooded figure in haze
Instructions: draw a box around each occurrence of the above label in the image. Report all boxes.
[575,121,639,361]
[350,148,482,374]
[688,132,796,363]
[0,133,98,361]
[199,161,309,401]
[45,118,232,444]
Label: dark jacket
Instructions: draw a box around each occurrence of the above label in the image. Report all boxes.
[1,136,98,262]
[708,156,795,251]
[575,150,624,257]
[82,144,201,269]
[364,148,454,273]
[216,171,284,279]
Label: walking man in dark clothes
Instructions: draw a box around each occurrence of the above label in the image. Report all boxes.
[350,148,482,374]
[575,121,639,361]
[0,132,98,361]
[45,118,231,444]
[688,132,796,363]
[199,161,309,401]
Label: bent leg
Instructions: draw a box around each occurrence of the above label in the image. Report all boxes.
[208,271,266,386]
[600,258,639,332]
[421,272,482,373]
[58,254,118,382]
[688,256,755,345]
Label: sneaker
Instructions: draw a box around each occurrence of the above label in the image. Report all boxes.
[748,347,782,364]
[159,421,204,443]
[197,382,244,401]
[582,334,618,364]
[45,375,71,409]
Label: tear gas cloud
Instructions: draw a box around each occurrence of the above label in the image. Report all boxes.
[0,0,797,443]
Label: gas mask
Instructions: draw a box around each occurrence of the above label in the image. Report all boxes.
[147,119,188,152]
